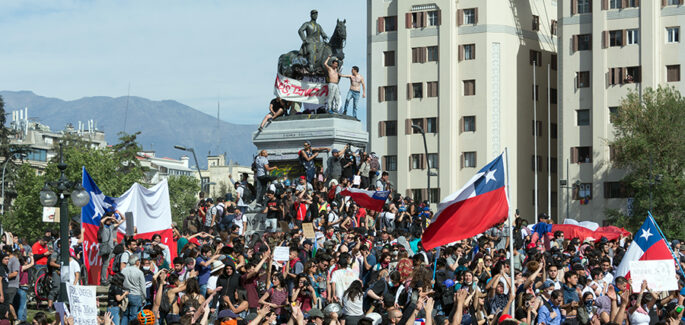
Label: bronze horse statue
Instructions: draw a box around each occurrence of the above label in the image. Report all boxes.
[278,19,347,79]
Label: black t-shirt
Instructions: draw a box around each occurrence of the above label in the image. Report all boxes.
[108,285,124,307]
[266,198,281,220]
[0,265,8,295]
[270,98,286,112]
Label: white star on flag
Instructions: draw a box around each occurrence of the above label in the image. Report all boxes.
[640,228,653,242]
[485,169,497,184]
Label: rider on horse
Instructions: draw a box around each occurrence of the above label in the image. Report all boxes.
[298,9,328,72]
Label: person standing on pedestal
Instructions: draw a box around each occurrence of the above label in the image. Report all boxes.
[341,66,365,119]
[324,56,341,114]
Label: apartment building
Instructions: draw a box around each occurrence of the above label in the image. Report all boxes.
[367,0,559,220]
[557,0,684,223]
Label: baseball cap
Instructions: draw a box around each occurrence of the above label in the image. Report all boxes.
[542,280,555,289]
[332,148,339,153]
[218,309,239,319]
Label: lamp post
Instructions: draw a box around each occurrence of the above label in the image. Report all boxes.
[411,124,431,204]
[174,145,205,192]
[39,144,90,302]
[559,176,580,224]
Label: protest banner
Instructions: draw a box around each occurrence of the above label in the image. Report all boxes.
[273,246,290,262]
[43,207,60,223]
[629,260,678,292]
[67,284,98,325]
[302,223,315,239]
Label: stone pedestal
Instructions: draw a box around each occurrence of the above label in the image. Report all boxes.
[252,114,369,178]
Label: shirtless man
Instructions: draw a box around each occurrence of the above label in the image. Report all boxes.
[324,56,341,114]
[341,66,366,118]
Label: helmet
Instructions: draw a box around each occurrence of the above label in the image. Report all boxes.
[137,309,155,325]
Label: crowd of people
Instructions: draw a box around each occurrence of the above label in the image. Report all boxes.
[1,141,685,325]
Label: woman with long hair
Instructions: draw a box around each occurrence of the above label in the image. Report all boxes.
[259,273,289,323]
[342,280,364,325]
[292,274,317,313]
[181,277,205,305]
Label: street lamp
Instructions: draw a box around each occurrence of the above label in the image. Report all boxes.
[174,145,205,192]
[39,143,90,302]
[411,124,432,204]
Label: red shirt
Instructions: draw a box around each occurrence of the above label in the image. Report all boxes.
[32,242,48,265]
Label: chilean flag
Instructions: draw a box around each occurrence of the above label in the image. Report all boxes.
[422,153,509,250]
[616,214,675,278]
[81,167,176,285]
[340,188,390,212]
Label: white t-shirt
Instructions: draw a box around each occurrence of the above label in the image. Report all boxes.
[236,187,246,207]
[328,212,340,228]
[330,268,358,302]
[342,294,364,316]
[233,214,245,235]
[69,258,81,285]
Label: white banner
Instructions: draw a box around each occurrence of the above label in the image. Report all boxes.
[274,73,329,104]
[629,260,678,292]
[116,179,172,235]
[67,284,98,325]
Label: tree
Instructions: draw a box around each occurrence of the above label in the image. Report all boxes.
[607,86,685,239]
[0,96,30,223]
[167,175,200,227]
[6,133,148,239]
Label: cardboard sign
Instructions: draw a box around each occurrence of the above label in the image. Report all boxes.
[66,284,98,325]
[302,223,315,239]
[42,207,60,223]
[629,260,678,292]
[273,246,290,262]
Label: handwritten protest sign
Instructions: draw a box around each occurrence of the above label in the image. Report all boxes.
[302,223,315,239]
[273,246,290,262]
[67,284,98,325]
[629,260,678,292]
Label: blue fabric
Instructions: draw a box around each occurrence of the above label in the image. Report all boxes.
[538,303,562,325]
[108,306,121,325]
[343,90,360,117]
[121,294,143,325]
[17,287,28,321]
[533,222,554,236]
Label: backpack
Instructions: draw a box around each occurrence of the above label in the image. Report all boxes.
[159,287,172,314]
[111,252,124,274]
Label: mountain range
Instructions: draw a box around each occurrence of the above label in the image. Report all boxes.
[0,90,257,167]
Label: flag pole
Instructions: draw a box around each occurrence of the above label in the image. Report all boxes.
[547,64,551,220]
[505,148,515,315]
[431,247,440,288]
[648,212,685,276]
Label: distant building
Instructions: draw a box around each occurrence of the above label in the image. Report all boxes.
[195,154,254,200]
[136,151,195,184]
[6,108,107,172]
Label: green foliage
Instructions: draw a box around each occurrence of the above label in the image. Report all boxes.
[167,175,200,227]
[608,86,685,239]
[6,132,148,239]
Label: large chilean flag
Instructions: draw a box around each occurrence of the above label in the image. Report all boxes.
[616,214,676,278]
[340,188,390,212]
[422,153,509,250]
[81,167,176,285]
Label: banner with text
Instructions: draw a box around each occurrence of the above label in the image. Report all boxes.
[274,73,328,104]
[67,284,98,325]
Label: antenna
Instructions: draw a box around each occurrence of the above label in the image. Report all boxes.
[123,82,131,133]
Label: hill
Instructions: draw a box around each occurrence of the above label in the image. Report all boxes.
[0,90,256,166]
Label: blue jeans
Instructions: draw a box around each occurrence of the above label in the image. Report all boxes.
[200,284,207,297]
[108,306,121,325]
[343,90,360,117]
[122,294,143,325]
[17,287,28,321]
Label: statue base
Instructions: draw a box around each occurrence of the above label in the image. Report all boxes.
[252,114,369,179]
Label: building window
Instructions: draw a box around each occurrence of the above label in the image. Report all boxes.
[571,146,592,163]
[384,51,395,66]
[463,80,476,96]
[573,183,593,200]
[609,30,623,47]
[532,120,542,136]
[428,188,440,204]
[532,15,540,31]
[27,149,47,162]
[549,157,558,173]
[551,123,557,139]
[532,85,539,101]
[411,189,423,203]
[426,118,438,133]
[626,29,639,45]
[462,116,476,132]
[378,85,397,102]
[378,16,397,32]
[411,12,426,28]
[384,155,397,171]
[410,118,425,134]
[462,152,476,168]
[426,81,439,97]
[464,9,476,24]
[610,0,622,9]
[577,0,591,13]
[427,10,439,26]
[459,44,475,61]
[427,46,439,62]
[531,155,542,172]
[427,153,439,169]
[412,47,426,63]
[620,66,641,83]
[626,0,638,7]
[551,20,558,35]
[667,0,680,4]
[577,109,591,126]
[577,71,590,88]
[411,154,424,170]
[550,88,557,104]
[530,50,542,66]
[551,54,557,70]
[667,27,680,43]
[609,106,619,123]
[604,182,630,198]
[378,120,397,136]
[573,34,592,51]
[410,82,423,99]
[667,65,681,82]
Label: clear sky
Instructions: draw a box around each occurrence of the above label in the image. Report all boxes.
[0,0,368,125]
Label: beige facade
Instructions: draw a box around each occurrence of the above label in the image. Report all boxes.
[557,1,685,223]
[368,0,558,220]
[195,154,254,199]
